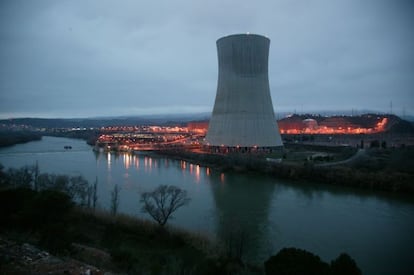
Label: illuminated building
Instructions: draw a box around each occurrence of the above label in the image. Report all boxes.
[206,34,283,152]
[277,114,390,134]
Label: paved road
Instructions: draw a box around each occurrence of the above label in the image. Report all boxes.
[315,149,366,167]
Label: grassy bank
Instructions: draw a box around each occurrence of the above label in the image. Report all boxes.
[0,187,261,274]
[0,187,362,275]
[0,165,364,274]
[155,146,414,195]
[67,208,220,274]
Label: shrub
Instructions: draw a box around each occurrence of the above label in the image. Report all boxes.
[330,253,361,275]
[264,248,329,275]
[265,248,362,275]
[0,188,36,229]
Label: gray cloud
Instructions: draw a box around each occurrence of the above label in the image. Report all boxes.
[0,0,413,118]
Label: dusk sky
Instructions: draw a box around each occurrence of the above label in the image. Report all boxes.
[1,0,413,119]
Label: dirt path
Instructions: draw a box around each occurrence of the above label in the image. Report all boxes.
[0,236,114,274]
[316,149,366,167]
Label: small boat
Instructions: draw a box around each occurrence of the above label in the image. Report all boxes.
[64,146,72,150]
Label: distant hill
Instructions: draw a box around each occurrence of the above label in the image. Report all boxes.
[277,114,414,134]
[1,113,413,134]
[0,113,211,129]
[388,118,414,134]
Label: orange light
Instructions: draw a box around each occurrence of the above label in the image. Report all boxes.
[279,116,389,135]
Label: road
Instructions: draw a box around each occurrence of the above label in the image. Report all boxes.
[315,149,366,167]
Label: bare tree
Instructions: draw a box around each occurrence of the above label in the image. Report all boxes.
[7,165,35,188]
[33,161,39,191]
[140,185,190,227]
[86,177,99,209]
[92,177,98,210]
[68,175,89,205]
[110,184,121,215]
[86,185,92,208]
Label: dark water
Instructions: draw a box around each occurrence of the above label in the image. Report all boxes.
[1,136,413,274]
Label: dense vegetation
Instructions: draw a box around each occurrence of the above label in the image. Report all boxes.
[0,164,362,274]
[0,131,42,147]
[158,146,414,194]
[45,130,100,145]
[264,248,361,275]
[0,165,233,274]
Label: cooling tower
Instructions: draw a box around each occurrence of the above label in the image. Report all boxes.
[206,34,283,152]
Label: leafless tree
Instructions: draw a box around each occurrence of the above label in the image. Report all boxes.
[7,165,35,188]
[86,177,99,209]
[92,177,98,210]
[140,185,190,227]
[110,184,121,215]
[33,161,39,191]
[69,175,89,205]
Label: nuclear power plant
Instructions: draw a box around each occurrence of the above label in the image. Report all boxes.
[206,33,283,153]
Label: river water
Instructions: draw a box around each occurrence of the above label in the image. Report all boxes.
[0,136,413,274]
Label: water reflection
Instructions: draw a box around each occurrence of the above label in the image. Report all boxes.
[195,164,200,183]
[123,154,131,170]
[187,164,200,183]
[143,156,153,172]
[107,152,111,170]
[109,153,208,185]
[134,155,139,169]
[209,173,276,262]
[181,160,186,170]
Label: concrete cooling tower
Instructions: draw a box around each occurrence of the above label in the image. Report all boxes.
[206,34,283,152]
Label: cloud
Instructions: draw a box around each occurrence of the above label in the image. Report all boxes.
[0,0,413,118]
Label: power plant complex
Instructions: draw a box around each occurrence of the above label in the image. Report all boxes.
[206,34,283,152]
[91,35,409,154]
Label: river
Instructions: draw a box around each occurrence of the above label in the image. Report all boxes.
[0,136,413,274]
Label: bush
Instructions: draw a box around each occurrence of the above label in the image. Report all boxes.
[110,246,136,270]
[330,253,361,275]
[265,248,361,275]
[0,188,36,229]
[29,190,74,228]
[265,247,329,275]
[0,188,74,252]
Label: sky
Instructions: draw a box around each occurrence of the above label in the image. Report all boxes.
[0,0,413,119]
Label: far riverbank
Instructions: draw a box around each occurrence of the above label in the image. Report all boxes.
[153,147,414,195]
[0,131,42,148]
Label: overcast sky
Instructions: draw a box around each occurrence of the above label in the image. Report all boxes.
[1,0,413,119]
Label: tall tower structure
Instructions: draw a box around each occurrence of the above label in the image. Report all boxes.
[206,34,283,152]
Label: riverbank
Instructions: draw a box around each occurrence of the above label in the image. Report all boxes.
[154,147,414,195]
[43,130,100,145]
[0,131,42,148]
[0,187,255,274]
[0,185,364,275]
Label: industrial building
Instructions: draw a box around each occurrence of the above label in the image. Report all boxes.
[205,33,283,153]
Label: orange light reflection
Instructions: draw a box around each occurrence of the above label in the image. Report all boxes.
[220,173,225,183]
[195,165,200,183]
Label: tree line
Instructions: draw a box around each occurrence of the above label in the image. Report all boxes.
[0,162,190,227]
[0,131,42,147]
